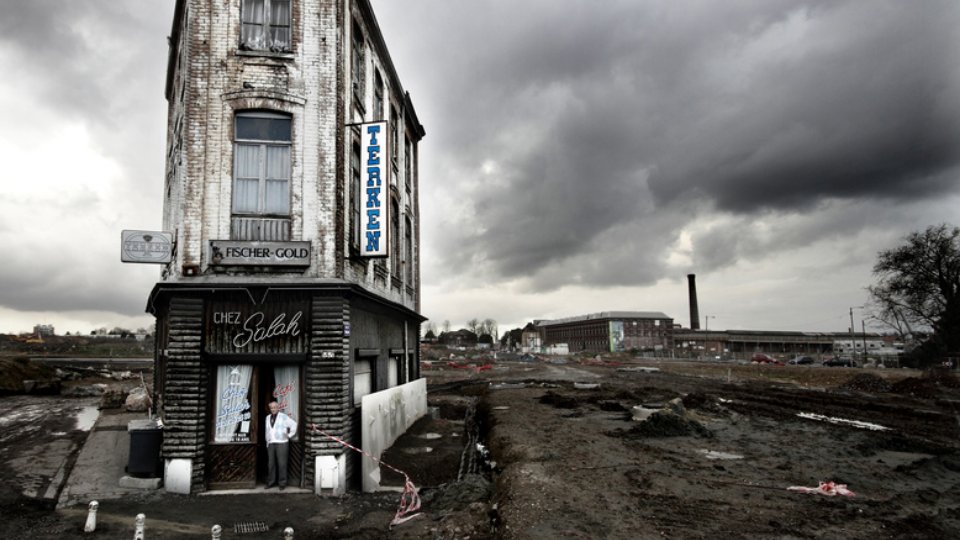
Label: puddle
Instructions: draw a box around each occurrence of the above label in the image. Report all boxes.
[75,406,100,431]
[699,449,744,460]
[797,412,889,431]
[873,450,934,468]
[401,447,434,454]
[418,433,443,440]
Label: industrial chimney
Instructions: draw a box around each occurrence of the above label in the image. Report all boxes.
[688,274,700,330]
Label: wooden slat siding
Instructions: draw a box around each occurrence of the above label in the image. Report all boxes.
[231,216,291,241]
[162,296,207,492]
[302,294,352,488]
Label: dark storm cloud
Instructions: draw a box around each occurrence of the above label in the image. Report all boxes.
[374,0,960,288]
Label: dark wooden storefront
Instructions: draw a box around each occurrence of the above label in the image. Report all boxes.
[204,292,308,489]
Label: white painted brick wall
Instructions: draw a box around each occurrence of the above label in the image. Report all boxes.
[161,0,422,312]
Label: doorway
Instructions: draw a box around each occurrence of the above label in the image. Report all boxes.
[207,363,302,489]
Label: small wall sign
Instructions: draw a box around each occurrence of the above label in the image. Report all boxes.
[121,230,173,264]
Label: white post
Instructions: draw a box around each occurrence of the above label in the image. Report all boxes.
[284,527,294,539]
[211,524,222,539]
[134,513,145,540]
[84,501,98,533]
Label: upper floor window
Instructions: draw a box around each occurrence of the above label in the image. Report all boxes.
[404,138,412,193]
[351,21,365,112]
[233,112,291,216]
[404,215,413,284]
[391,198,401,277]
[390,107,399,172]
[350,142,361,251]
[241,0,291,53]
[373,70,384,121]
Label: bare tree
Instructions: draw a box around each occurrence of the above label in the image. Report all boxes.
[466,318,481,335]
[869,224,960,362]
[482,318,498,340]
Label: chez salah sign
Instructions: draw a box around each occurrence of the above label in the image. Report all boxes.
[205,297,309,356]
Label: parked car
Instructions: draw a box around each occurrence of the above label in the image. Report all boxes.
[751,353,784,365]
[824,357,858,367]
[788,356,815,365]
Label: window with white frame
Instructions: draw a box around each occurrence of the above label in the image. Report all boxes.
[240,0,291,52]
[233,112,291,217]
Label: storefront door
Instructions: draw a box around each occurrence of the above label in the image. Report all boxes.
[208,364,302,489]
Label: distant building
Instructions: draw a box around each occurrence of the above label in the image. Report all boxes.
[520,322,541,353]
[438,329,478,349]
[538,312,674,353]
[33,324,55,337]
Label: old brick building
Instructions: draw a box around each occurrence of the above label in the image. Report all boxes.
[538,312,674,353]
[148,0,424,493]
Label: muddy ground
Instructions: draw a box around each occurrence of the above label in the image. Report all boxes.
[1,356,959,538]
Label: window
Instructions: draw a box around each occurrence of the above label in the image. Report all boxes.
[404,215,413,284]
[241,0,291,52]
[391,199,401,277]
[233,112,291,216]
[351,21,365,112]
[350,142,361,251]
[373,70,384,120]
[213,365,253,443]
[390,107,399,174]
[353,356,377,405]
[404,138,412,192]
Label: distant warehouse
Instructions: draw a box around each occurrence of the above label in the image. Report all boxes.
[537,312,674,353]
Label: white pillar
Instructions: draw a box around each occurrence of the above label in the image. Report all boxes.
[283,527,294,539]
[133,513,145,540]
[211,524,222,539]
[84,501,98,533]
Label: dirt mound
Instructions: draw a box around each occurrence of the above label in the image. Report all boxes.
[0,357,60,395]
[891,377,941,398]
[840,373,892,393]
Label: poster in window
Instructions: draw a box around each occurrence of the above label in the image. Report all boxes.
[214,365,253,443]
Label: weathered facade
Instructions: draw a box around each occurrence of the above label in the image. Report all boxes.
[148,0,424,493]
[538,312,674,353]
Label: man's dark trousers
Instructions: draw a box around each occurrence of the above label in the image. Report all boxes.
[267,442,289,487]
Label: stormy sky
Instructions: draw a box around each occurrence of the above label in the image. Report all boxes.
[0,1,958,336]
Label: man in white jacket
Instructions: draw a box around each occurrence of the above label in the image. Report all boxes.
[265,400,297,489]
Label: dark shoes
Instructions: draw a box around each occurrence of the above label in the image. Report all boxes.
[265,483,278,489]
[278,485,286,490]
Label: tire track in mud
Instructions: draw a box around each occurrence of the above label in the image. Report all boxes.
[714,383,960,449]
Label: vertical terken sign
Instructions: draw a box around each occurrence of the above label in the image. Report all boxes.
[360,121,389,257]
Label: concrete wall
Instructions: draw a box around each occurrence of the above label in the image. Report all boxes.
[359,378,427,492]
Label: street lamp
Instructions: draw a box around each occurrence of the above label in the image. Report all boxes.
[849,306,864,362]
[705,315,715,331]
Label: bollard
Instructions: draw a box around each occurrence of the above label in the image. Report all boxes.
[84,501,99,533]
[211,524,222,539]
[283,526,294,539]
[134,513,145,540]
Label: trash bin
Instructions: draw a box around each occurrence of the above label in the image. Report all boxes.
[127,418,163,477]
